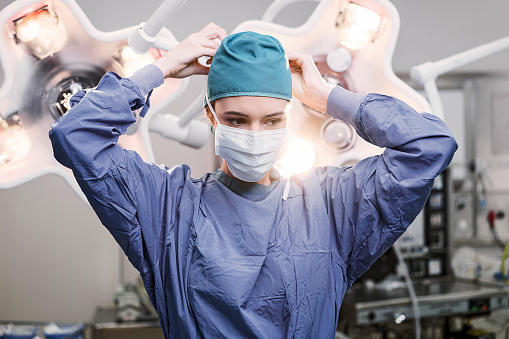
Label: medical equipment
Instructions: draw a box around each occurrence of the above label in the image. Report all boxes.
[1,324,38,338]
[409,32,509,247]
[339,277,509,337]
[114,280,158,322]
[410,26,509,264]
[43,322,86,339]
[0,0,208,202]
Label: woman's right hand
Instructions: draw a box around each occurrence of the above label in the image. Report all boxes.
[286,51,334,113]
[153,22,227,79]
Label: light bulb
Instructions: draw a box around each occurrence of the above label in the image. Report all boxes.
[62,83,83,111]
[338,3,381,50]
[277,139,316,177]
[120,46,161,77]
[0,118,30,166]
[14,8,68,59]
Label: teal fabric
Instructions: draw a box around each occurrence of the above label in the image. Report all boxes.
[205,31,292,105]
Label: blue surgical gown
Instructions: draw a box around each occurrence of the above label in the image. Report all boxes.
[49,66,457,338]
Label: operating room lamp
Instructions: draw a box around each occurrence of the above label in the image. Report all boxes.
[0,0,209,202]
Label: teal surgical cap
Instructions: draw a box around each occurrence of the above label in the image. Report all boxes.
[205,31,292,105]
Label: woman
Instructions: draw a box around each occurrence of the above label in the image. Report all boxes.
[50,23,457,338]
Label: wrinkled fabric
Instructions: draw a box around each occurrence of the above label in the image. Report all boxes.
[206,31,292,104]
[49,71,457,339]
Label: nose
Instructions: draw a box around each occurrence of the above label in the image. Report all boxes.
[249,122,264,132]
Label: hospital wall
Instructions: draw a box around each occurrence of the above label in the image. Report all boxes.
[1,0,509,323]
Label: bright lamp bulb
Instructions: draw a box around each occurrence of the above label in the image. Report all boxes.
[0,119,30,166]
[14,8,68,59]
[338,2,381,50]
[277,139,316,177]
[120,46,161,77]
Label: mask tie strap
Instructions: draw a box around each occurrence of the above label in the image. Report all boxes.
[282,179,291,200]
[205,93,220,125]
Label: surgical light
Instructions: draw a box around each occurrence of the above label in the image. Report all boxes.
[0,115,29,166]
[277,138,316,177]
[13,7,68,59]
[119,46,162,77]
[0,0,201,202]
[338,2,381,50]
[321,118,356,152]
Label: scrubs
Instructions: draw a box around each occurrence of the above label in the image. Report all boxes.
[49,65,457,339]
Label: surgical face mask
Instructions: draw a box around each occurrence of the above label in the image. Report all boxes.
[206,95,289,182]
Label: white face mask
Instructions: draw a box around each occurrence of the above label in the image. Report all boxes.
[206,94,290,182]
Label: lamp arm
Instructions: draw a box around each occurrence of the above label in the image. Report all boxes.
[262,0,320,22]
[410,35,509,118]
[434,36,509,77]
[423,79,444,120]
[128,0,187,54]
[177,89,206,127]
[149,113,210,149]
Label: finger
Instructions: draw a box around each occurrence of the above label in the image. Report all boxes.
[291,55,319,77]
[211,26,227,40]
[202,27,227,41]
[288,60,304,74]
[220,27,227,40]
[199,46,220,58]
[173,62,210,78]
[288,53,312,68]
[200,23,227,40]
[286,51,305,62]
[289,66,302,74]
[199,37,221,50]
[187,60,211,75]
[193,63,211,75]
[200,22,220,32]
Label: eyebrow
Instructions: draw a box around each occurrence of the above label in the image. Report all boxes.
[222,111,285,118]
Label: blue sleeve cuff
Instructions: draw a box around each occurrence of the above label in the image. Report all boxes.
[326,86,365,126]
[127,64,165,97]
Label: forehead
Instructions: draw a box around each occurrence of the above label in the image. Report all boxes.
[214,96,290,116]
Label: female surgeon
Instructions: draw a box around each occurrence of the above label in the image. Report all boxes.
[50,22,457,338]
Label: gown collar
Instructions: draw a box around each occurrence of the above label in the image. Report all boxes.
[212,168,280,195]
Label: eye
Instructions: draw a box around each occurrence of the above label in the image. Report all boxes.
[227,118,246,126]
[265,118,282,127]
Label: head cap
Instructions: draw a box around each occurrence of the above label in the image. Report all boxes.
[205,31,292,105]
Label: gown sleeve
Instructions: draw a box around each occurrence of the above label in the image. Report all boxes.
[49,65,188,283]
[320,86,458,284]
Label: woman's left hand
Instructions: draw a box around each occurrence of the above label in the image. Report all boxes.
[286,51,335,113]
